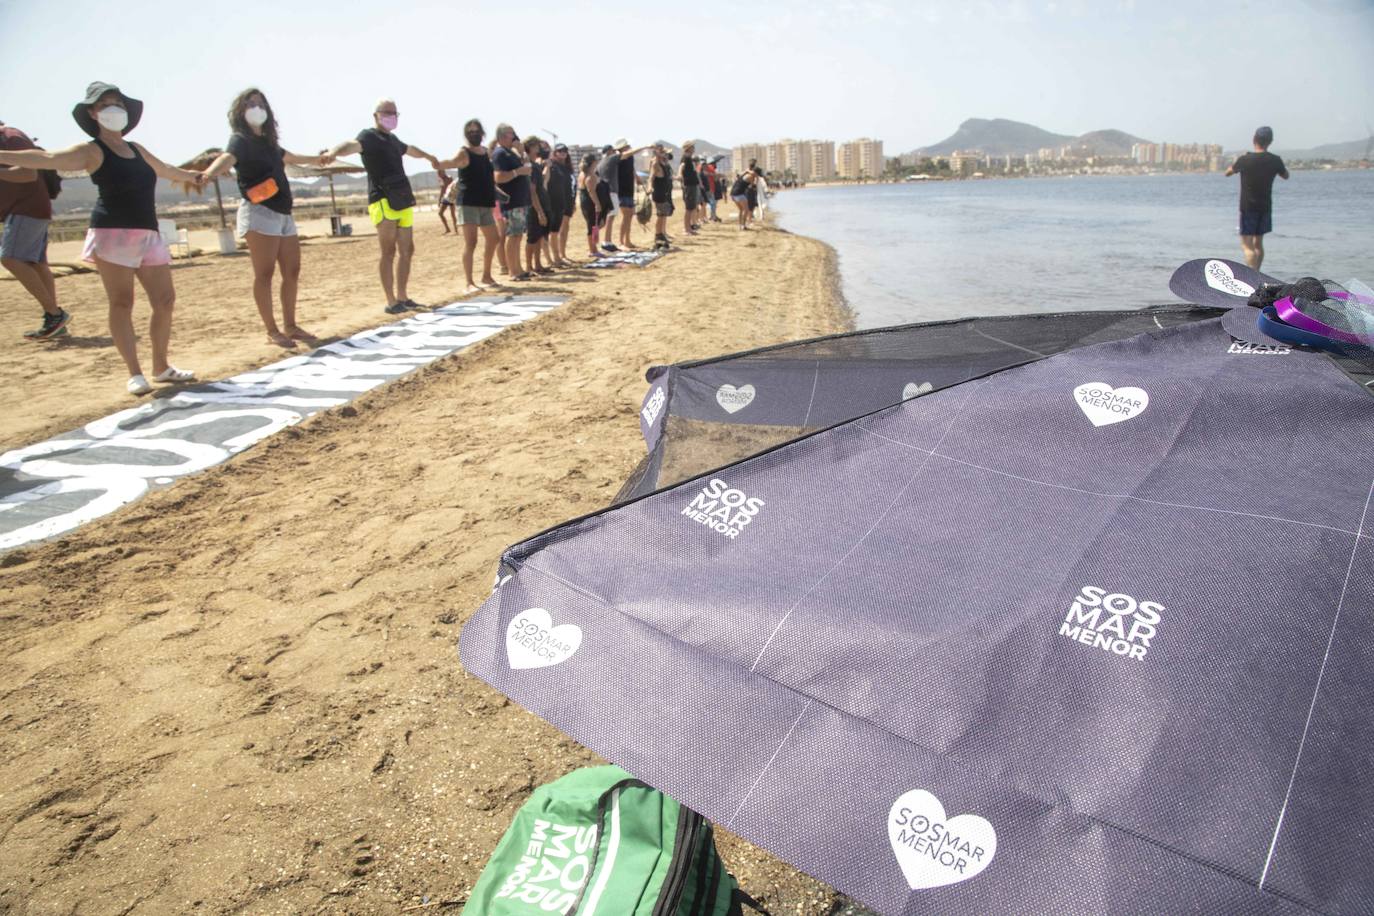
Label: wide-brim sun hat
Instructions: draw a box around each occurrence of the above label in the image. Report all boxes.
[72,81,143,137]
[613,137,631,151]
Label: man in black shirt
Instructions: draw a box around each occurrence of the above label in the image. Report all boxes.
[323,99,440,313]
[492,123,534,280]
[1225,126,1288,270]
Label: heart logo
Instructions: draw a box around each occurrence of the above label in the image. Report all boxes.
[902,382,934,400]
[1073,382,1149,427]
[1203,259,1255,298]
[506,608,582,670]
[716,384,756,414]
[888,789,996,890]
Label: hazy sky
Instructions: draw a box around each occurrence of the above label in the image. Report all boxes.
[1,0,1370,170]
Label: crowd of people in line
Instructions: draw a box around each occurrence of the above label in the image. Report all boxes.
[0,83,771,396]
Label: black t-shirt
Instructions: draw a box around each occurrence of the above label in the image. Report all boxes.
[531,161,551,214]
[617,156,636,197]
[227,131,293,215]
[547,160,572,210]
[493,145,531,209]
[357,128,409,205]
[1231,151,1287,213]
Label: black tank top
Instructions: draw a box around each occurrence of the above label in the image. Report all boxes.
[89,138,158,230]
[457,148,497,208]
[731,175,749,197]
[652,162,672,203]
[682,158,698,187]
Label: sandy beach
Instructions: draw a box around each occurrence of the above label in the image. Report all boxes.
[0,205,854,913]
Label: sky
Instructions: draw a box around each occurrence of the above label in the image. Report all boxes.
[1,0,1371,171]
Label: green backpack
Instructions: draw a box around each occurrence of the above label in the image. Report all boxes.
[464,766,767,916]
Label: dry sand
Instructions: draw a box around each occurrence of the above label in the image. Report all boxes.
[0,206,856,914]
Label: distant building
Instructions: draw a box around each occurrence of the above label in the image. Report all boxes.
[836,138,883,178]
[732,143,767,176]
[949,149,982,177]
[809,141,836,180]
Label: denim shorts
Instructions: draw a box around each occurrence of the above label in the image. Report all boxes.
[0,214,49,263]
[503,206,529,236]
[237,201,298,239]
[458,205,495,226]
[619,194,635,209]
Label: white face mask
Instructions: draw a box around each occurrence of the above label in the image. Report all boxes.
[244,106,269,128]
[96,106,128,133]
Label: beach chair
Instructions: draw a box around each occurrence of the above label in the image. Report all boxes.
[158,219,191,258]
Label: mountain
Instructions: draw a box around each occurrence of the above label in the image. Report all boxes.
[1273,136,1372,160]
[907,118,1153,159]
[914,118,1074,156]
[1074,129,1152,158]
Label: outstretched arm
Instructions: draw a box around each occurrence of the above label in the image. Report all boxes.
[202,151,236,180]
[406,144,441,170]
[282,149,328,168]
[434,148,471,171]
[133,144,205,184]
[0,141,98,173]
[320,138,362,165]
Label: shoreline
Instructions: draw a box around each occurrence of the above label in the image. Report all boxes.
[0,207,854,912]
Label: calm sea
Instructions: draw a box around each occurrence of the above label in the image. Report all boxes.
[772,170,1374,328]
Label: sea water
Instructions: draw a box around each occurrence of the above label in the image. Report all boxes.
[772,170,1373,328]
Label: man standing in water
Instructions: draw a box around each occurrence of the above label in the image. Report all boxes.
[323,99,440,313]
[1225,126,1288,270]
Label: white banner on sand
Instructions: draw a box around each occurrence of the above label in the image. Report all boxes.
[0,297,563,551]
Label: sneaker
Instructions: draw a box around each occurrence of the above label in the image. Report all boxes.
[384,302,408,315]
[601,243,620,252]
[23,309,71,340]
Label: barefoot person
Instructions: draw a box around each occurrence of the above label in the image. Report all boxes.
[1225,125,1289,271]
[0,83,199,395]
[436,168,456,234]
[436,118,500,294]
[578,152,606,258]
[730,170,753,229]
[491,124,533,281]
[613,139,651,250]
[547,143,575,266]
[522,136,552,274]
[0,119,68,340]
[679,142,701,236]
[648,144,674,251]
[201,88,325,350]
[323,99,440,314]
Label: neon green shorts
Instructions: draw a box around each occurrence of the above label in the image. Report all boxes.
[368,199,415,228]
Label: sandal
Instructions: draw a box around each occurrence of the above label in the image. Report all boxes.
[152,366,195,384]
[513,271,535,281]
[127,374,152,396]
[285,327,319,345]
[268,331,297,349]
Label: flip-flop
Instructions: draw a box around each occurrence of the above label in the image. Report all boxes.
[286,328,320,345]
[268,332,297,349]
[152,366,195,384]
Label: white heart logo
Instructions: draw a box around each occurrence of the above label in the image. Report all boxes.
[506,608,582,670]
[716,384,756,414]
[902,382,934,400]
[1204,259,1255,297]
[888,789,996,890]
[1073,382,1149,427]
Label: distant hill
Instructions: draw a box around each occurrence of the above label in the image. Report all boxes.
[907,118,1152,158]
[1074,129,1151,158]
[1273,136,1371,160]
[914,118,1074,156]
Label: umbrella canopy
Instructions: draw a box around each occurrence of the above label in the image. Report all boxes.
[461,259,1374,914]
[177,147,226,228]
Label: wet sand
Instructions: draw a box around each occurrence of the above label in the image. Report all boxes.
[0,206,855,913]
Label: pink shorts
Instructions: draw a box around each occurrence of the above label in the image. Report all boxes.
[82,228,172,269]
